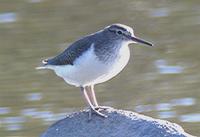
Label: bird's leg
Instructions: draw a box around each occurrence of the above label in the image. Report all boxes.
[88,85,111,111]
[86,85,98,107]
[80,87,107,119]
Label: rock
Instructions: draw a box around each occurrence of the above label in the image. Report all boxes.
[41,107,193,137]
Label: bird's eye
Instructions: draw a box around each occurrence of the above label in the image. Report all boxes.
[117,30,122,35]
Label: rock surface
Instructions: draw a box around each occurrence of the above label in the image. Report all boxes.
[41,108,193,137]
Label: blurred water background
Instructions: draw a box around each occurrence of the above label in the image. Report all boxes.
[0,0,200,136]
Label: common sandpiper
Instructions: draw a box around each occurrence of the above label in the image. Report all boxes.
[37,23,153,119]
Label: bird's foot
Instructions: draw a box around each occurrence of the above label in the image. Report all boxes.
[88,107,107,120]
[94,106,111,111]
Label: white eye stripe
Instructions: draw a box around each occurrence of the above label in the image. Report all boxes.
[108,27,134,37]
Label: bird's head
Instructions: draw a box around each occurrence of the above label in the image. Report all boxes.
[104,23,153,46]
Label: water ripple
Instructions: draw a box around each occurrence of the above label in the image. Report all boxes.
[149,8,170,17]
[135,97,196,114]
[156,103,172,111]
[2,116,26,124]
[155,59,184,74]
[5,124,23,131]
[170,98,196,107]
[0,12,17,23]
[158,111,176,119]
[135,104,154,113]
[0,107,11,115]
[179,113,200,122]
[25,93,42,101]
[28,0,44,3]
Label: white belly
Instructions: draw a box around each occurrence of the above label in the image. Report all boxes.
[49,44,130,87]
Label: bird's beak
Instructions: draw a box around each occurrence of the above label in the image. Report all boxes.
[130,36,153,46]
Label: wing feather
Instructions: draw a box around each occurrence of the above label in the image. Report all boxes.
[44,36,93,66]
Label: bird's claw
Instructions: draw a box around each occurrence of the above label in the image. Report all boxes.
[94,106,111,111]
[88,107,107,120]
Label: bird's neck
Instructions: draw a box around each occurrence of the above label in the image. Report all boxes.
[94,40,129,63]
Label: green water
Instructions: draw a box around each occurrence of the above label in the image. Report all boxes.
[0,0,200,136]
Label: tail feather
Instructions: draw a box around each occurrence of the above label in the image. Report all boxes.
[42,59,48,64]
[36,66,47,70]
[36,59,49,70]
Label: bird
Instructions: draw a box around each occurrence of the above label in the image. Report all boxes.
[36,23,153,119]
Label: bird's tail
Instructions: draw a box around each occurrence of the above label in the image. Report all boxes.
[36,59,49,70]
[35,66,47,70]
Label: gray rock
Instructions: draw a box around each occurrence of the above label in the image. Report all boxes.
[41,108,194,137]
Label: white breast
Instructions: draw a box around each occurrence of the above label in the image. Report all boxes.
[49,43,130,87]
[94,43,130,84]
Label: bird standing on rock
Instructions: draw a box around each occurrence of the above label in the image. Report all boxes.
[37,24,153,119]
